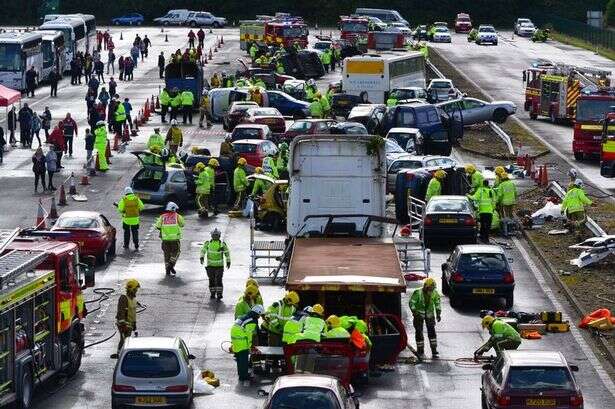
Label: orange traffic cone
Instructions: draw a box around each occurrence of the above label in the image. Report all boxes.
[540,165,549,187]
[80,174,90,185]
[58,184,67,206]
[209,49,213,60]
[36,199,46,229]
[155,96,160,109]
[150,97,155,113]
[535,165,543,185]
[69,172,77,195]
[220,35,224,45]
[106,139,113,161]
[49,196,59,219]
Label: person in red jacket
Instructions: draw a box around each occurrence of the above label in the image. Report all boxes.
[48,126,65,169]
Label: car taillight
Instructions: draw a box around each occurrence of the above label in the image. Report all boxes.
[165,385,189,392]
[424,216,433,226]
[405,173,414,181]
[496,394,511,406]
[463,216,476,226]
[503,272,515,284]
[570,393,583,407]
[452,272,464,283]
[112,384,136,392]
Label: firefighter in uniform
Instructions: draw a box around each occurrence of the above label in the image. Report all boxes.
[296,304,326,342]
[425,169,446,202]
[235,284,259,319]
[465,164,484,194]
[324,315,351,340]
[117,187,145,250]
[159,87,171,123]
[233,157,249,211]
[496,172,517,237]
[561,178,592,238]
[469,180,496,243]
[200,228,231,300]
[147,127,165,153]
[231,304,264,386]
[410,277,441,358]
[194,162,210,218]
[154,202,185,276]
[475,316,522,357]
[116,279,140,353]
[262,291,299,346]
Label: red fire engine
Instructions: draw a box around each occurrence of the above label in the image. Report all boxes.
[339,15,369,46]
[573,90,615,161]
[522,61,611,123]
[240,14,308,50]
[600,107,615,177]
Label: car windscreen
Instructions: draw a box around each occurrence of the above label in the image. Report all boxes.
[457,253,508,275]
[233,143,258,153]
[343,124,368,134]
[390,160,422,172]
[56,217,99,228]
[233,128,262,140]
[427,199,471,213]
[121,350,180,378]
[575,99,614,122]
[386,139,405,153]
[435,28,448,33]
[430,81,451,89]
[270,387,341,409]
[479,27,495,33]
[397,89,426,99]
[416,108,440,125]
[252,108,280,117]
[288,121,311,131]
[230,104,255,114]
[507,367,573,391]
[457,17,470,22]
[341,22,368,32]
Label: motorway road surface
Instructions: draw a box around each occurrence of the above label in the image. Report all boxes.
[0,26,613,408]
[430,31,615,192]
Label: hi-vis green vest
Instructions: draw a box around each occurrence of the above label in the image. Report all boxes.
[155,211,184,241]
[200,240,230,267]
[296,316,325,342]
[282,318,303,344]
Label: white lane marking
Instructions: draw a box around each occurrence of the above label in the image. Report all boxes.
[420,369,431,391]
[513,237,615,397]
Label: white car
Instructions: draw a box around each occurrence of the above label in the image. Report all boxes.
[185,11,227,28]
[476,25,498,45]
[427,78,459,102]
[514,18,533,35]
[386,127,424,154]
[432,27,452,43]
[154,9,190,26]
[516,22,536,37]
[259,375,360,409]
[388,22,412,35]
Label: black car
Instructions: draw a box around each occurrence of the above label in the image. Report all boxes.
[420,195,477,247]
[347,104,387,134]
[329,122,368,135]
[441,244,515,308]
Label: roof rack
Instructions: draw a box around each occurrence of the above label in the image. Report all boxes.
[0,249,48,288]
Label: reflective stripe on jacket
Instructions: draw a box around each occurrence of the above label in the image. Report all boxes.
[118,194,144,225]
[562,187,592,215]
[410,289,441,318]
[296,316,325,342]
[200,240,230,267]
[155,212,184,241]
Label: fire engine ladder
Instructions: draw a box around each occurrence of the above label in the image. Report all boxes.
[0,228,20,256]
[249,218,288,281]
[0,249,48,288]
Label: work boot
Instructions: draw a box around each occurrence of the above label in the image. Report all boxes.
[416,347,425,358]
[170,267,177,276]
[210,292,216,299]
[216,292,223,300]
[431,348,439,359]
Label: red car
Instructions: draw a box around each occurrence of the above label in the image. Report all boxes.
[241,107,286,134]
[454,13,472,33]
[283,119,337,140]
[232,139,278,168]
[223,101,259,131]
[230,124,272,142]
[51,211,116,264]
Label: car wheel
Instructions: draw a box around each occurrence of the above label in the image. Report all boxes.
[529,112,538,120]
[189,21,196,27]
[137,21,142,26]
[481,392,489,409]
[476,40,481,45]
[493,108,508,124]
[450,294,461,309]
[108,239,116,258]
[17,367,33,409]
[574,152,584,161]
[505,294,514,309]
[213,22,221,28]
[441,274,450,295]
[111,398,122,409]
[494,41,498,45]
[114,21,120,26]
[97,248,108,265]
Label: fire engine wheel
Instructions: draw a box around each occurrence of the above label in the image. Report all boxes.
[65,332,83,377]
[17,368,33,409]
[549,111,558,124]
[574,152,584,161]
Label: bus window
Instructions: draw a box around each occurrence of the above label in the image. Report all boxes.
[0,44,21,71]
[42,41,54,68]
[73,23,85,41]
[59,257,70,292]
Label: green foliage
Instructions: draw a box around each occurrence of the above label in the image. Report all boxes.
[607,0,615,26]
[366,136,384,157]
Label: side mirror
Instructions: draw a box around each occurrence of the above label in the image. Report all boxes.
[482,364,492,371]
[569,365,579,372]
[257,389,269,397]
[110,353,118,359]
[188,354,196,360]
[80,261,95,288]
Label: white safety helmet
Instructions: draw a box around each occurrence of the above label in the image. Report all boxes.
[96,120,106,127]
[574,178,584,187]
[251,304,265,315]
[211,228,221,238]
[166,201,179,211]
[568,168,578,179]
[124,187,133,195]
[161,148,170,158]
[171,119,178,126]
[307,79,316,87]
[202,89,209,96]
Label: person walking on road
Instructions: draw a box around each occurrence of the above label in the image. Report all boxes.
[107,49,115,74]
[116,279,140,353]
[114,97,127,137]
[147,128,165,153]
[123,98,133,131]
[188,30,196,48]
[8,106,17,146]
[118,56,125,81]
[95,59,105,83]
[48,125,65,170]
[41,107,51,142]
[155,202,185,276]
[94,121,109,172]
[197,28,205,48]
[84,128,94,163]
[32,148,47,193]
[143,35,151,57]
[18,104,33,148]
[475,316,521,358]
[59,113,78,157]
[200,228,231,300]
[159,86,170,123]
[198,90,211,128]
[25,66,38,97]
[0,126,5,164]
[496,172,517,237]
[31,114,42,148]
[231,305,264,386]
[561,178,592,238]
[194,162,212,218]
[45,146,57,190]
[181,89,194,125]
[49,69,61,97]
[118,187,145,250]
[158,52,165,79]
[410,277,441,358]
[469,179,496,243]
[130,45,140,68]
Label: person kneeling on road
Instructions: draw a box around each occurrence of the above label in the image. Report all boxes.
[475,315,521,358]
[200,228,231,300]
[410,277,441,358]
[263,291,299,346]
[231,304,264,387]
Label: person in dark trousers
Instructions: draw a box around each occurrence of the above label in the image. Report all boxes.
[59,113,78,158]
[197,28,205,47]
[41,107,51,142]
[95,59,105,83]
[84,55,92,83]
[48,125,65,169]
[7,106,17,146]
[108,97,118,132]
[0,126,5,164]
[143,35,151,57]
[88,76,100,95]
[85,128,94,163]
[18,104,33,148]
[108,77,117,98]
[123,98,133,130]
[188,30,196,48]
[49,69,60,97]
[31,114,42,148]
[85,89,97,112]
[469,179,496,243]
[118,187,145,250]
[87,106,100,134]
[25,66,38,97]
[158,52,165,79]
[45,146,57,190]
[32,147,46,193]
[118,56,125,81]
[70,58,78,85]
[107,49,115,74]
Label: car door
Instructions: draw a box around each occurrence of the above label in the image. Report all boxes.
[462,98,489,125]
[178,340,194,390]
[442,248,458,284]
[99,215,114,243]
[169,170,189,200]
[267,92,285,114]
[484,356,506,406]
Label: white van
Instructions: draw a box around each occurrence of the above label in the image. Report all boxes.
[154,9,190,26]
[355,8,409,26]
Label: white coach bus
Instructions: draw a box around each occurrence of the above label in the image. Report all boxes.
[0,32,43,91]
[38,18,86,65]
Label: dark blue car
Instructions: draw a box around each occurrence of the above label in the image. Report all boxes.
[111,13,144,26]
[266,90,310,118]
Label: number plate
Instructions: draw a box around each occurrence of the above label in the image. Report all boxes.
[526,398,556,406]
[439,218,458,224]
[135,396,167,404]
[472,288,495,294]
[594,135,603,140]
[137,193,150,200]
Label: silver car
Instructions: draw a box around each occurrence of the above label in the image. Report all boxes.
[112,337,195,409]
[427,79,459,102]
[386,154,457,193]
[259,374,359,409]
[436,97,517,125]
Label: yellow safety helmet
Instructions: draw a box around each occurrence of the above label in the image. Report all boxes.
[465,164,476,174]
[208,158,219,167]
[423,277,436,289]
[315,92,322,98]
[246,278,259,288]
[434,169,447,179]
[312,304,325,316]
[326,315,341,328]
[255,167,263,174]
[194,162,206,172]
[245,285,258,298]
[126,279,140,291]
[494,166,505,176]
[481,315,495,329]
[238,157,247,166]
[500,172,510,180]
[283,291,300,306]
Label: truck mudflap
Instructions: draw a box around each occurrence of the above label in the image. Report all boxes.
[283,342,357,387]
[366,313,408,365]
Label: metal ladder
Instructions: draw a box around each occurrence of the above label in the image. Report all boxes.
[0,250,49,288]
[0,228,20,255]
[249,218,288,281]
[394,237,430,280]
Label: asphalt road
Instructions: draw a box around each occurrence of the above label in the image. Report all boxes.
[430,31,615,192]
[0,26,614,409]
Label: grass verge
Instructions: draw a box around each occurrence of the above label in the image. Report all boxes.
[549,31,615,62]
